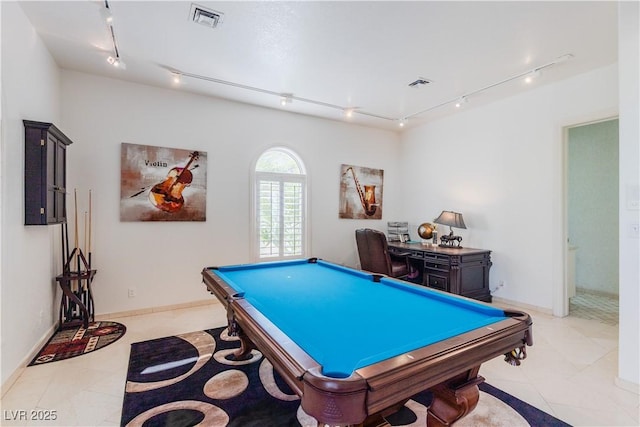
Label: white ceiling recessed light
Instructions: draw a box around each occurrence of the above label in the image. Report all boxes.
[189,4,224,29]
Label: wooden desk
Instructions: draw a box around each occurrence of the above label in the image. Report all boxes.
[388,242,492,302]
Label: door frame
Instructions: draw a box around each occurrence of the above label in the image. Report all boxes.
[556,115,619,317]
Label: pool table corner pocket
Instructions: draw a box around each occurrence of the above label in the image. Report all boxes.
[301,366,369,425]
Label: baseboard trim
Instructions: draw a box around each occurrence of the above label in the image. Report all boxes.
[94,299,219,321]
[615,376,640,395]
[491,296,553,316]
[575,287,619,299]
[1,322,58,398]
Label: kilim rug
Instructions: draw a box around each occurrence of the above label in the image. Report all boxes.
[29,321,126,366]
[121,327,571,427]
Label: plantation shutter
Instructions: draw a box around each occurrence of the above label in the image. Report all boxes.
[256,171,306,260]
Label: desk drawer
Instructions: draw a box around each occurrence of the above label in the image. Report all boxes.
[425,273,448,291]
[423,254,449,272]
[424,254,450,265]
[424,261,448,272]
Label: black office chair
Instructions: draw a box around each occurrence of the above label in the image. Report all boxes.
[355,228,410,279]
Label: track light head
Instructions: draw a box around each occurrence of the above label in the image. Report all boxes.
[343,107,359,118]
[107,55,126,70]
[455,96,468,108]
[524,69,541,84]
[280,94,293,106]
[100,7,113,24]
[115,58,125,69]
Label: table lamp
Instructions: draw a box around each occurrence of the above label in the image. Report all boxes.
[434,210,466,248]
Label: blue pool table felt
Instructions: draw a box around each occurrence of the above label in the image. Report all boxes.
[214,259,506,378]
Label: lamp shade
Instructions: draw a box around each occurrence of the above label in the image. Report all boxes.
[433,211,467,229]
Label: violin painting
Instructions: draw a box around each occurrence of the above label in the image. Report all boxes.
[149,151,199,212]
[120,143,207,222]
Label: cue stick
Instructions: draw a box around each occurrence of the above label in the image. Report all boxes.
[74,189,80,292]
[88,189,93,317]
[88,189,92,269]
[83,210,88,292]
[64,203,70,271]
[84,211,88,261]
[60,223,65,273]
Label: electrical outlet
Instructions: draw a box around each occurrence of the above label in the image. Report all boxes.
[128,288,136,298]
[491,280,505,293]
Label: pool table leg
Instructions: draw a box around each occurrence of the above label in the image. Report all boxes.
[426,367,484,427]
[227,312,256,360]
[233,332,257,360]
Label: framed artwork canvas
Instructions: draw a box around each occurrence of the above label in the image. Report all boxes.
[339,164,383,219]
[120,143,207,221]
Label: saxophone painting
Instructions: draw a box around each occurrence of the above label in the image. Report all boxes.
[339,164,384,219]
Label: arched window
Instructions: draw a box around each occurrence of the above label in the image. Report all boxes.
[253,147,307,260]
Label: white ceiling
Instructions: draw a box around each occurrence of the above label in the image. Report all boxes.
[18,1,618,131]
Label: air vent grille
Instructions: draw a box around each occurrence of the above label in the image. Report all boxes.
[408,78,432,88]
[190,3,224,28]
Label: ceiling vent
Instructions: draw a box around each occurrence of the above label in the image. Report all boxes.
[189,3,224,28]
[408,78,432,88]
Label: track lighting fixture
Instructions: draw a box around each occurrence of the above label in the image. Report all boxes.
[164,54,573,130]
[171,72,182,84]
[524,69,542,84]
[100,6,113,24]
[455,97,468,108]
[107,55,125,69]
[406,53,574,123]
[102,1,125,71]
[280,94,293,106]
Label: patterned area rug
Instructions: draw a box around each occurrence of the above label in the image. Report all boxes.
[122,327,571,427]
[28,321,126,366]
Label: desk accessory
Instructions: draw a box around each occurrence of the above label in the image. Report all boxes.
[434,210,466,248]
[417,222,436,245]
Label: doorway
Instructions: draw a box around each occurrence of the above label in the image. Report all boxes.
[565,118,619,325]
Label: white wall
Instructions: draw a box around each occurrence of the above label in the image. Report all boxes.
[617,0,639,389]
[1,2,63,386]
[399,64,619,311]
[60,71,401,316]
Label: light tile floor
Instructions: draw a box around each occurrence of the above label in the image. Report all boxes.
[569,290,619,326]
[1,301,638,426]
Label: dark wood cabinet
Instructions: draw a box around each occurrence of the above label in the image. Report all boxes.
[389,242,493,302]
[24,120,73,225]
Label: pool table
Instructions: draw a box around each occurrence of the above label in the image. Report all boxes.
[202,258,532,426]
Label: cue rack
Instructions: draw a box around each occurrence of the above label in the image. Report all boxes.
[56,189,97,329]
